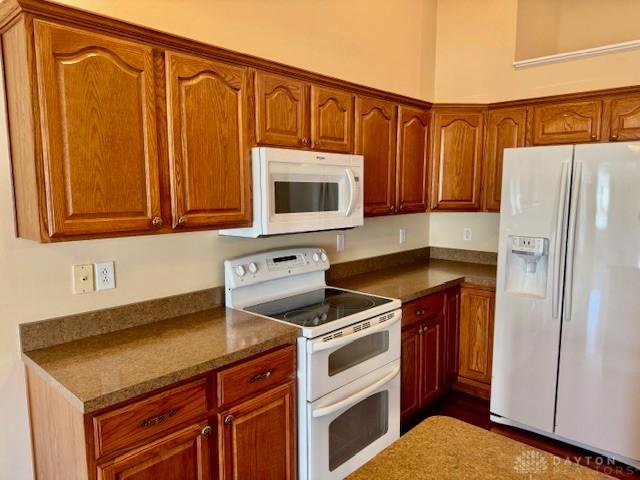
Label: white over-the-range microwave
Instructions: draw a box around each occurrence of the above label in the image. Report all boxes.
[220,147,364,237]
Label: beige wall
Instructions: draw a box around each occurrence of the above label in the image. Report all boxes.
[429,213,500,252]
[0,1,437,478]
[435,0,640,103]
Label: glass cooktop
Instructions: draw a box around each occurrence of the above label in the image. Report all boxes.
[244,288,392,328]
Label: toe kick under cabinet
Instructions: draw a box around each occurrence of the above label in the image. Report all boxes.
[26,345,296,480]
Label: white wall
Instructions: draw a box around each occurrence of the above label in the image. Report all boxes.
[0,1,438,478]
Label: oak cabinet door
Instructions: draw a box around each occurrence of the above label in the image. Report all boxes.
[97,422,212,480]
[255,72,309,148]
[532,100,602,145]
[608,95,640,142]
[34,21,162,237]
[396,106,429,213]
[443,288,460,388]
[483,107,528,212]
[166,52,251,229]
[459,287,495,384]
[400,323,421,422]
[430,109,484,211]
[420,314,444,406]
[355,97,397,216]
[310,86,354,153]
[219,383,295,480]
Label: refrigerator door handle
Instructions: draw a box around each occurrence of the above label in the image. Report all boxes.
[552,162,570,319]
[564,161,583,322]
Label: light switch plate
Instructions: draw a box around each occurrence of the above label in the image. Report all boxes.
[95,261,115,291]
[72,265,94,294]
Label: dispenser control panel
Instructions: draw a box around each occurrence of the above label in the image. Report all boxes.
[511,236,546,256]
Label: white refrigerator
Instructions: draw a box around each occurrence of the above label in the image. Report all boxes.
[491,142,640,468]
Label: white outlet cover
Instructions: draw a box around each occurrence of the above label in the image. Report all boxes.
[399,228,407,244]
[336,233,345,252]
[463,228,473,241]
[95,261,115,291]
[72,265,94,294]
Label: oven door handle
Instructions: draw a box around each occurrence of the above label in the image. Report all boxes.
[310,312,401,353]
[345,168,356,217]
[311,364,400,418]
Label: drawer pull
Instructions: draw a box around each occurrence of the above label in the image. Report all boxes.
[249,370,273,383]
[201,425,213,437]
[224,415,234,424]
[140,408,178,428]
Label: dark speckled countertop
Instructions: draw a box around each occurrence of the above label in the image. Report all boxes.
[23,307,298,413]
[333,258,496,303]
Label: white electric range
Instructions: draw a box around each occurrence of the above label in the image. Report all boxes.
[225,247,401,480]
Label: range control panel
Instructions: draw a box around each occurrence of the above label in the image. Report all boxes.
[224,247,329,289]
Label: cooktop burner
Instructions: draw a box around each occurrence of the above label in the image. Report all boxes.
[244,287,392,328]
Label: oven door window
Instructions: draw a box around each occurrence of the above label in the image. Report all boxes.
[328,331,390,377]
[328,391,389,471]
[274,181,339,213]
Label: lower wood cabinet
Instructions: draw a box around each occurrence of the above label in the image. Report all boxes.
[443,287,460,388]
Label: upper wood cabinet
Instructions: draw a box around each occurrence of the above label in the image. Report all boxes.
[483,107,528,212]
[166,52,252,229]
[608,94,640,142]
[532,99,602,145]
[311,85,355,153]
[355,96,398,216]
[430,109,484,211]
[459,287,495,386]
[255,71,309,148]
[396,106,429,213]
[33,21,163,238]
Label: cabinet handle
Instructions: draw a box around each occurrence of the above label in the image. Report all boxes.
[249,370,273,383]
[152,216,163,227]
[419,326,423,335]
[610,134,619,141]
[140,408,177,428]
[177,216,187,227]
[201,425,212,437]
[224,415,234,425]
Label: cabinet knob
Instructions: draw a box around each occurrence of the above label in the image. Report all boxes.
[301,137,308,146]
[590,134,597,141]
[224,415,234,425]
[201,425,212,437]
[152,217,163,227]
[177,216,187,227]
[419,326,424,335]
[610,134,619,141]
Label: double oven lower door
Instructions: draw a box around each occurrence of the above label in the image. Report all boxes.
[299,310,401,479]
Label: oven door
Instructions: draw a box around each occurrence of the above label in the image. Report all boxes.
[306,310,401,401]
[305,360,400,480]
[264,159,362,235]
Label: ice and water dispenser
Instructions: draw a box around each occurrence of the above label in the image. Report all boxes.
[504,236,549,298]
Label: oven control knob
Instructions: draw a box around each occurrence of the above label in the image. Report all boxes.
[248,262,258,274]
[235,265,246,277]
[312,253,320,263]
[320,252,328,262]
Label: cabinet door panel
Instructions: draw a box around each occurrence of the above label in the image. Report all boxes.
[311,86,354,153]
[608,95,640,142]
[34,21,161,237]
[484,108,527,212]
[459,288,495,384]
[400,324,421,422]
[431,110,483,211]
[443,288,460,388]
[256,72,309,148]
[396,106,429,213]
[355,97,397,216]
[166,52,251,229]
[98,423,211,480]
[219,383,295,480]
[532,100,602,145]
[420,315,444,406]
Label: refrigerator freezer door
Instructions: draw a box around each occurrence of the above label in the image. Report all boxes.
[556,142,640,462]
[491,145,573,433]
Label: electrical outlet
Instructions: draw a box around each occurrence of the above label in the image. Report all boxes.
[336,233,345,252]
[95,261,115,291]
[463,228,473,241]
[399,228,407,244]
[72,265,94,294]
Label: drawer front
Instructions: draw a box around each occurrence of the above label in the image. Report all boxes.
[93,379,208,458]
[217,346,295,408]
[402,292,445,327]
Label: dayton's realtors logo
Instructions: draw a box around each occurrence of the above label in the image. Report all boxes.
[513,449,549,479]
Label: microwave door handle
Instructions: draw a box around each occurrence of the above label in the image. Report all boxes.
[345,168,356,216]
[309,311,401,353]
[311,364,400,418]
